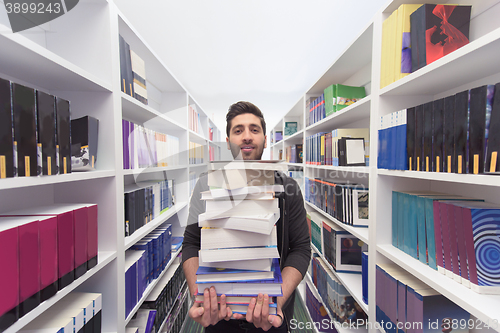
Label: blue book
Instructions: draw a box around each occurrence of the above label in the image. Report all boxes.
[397,192,405,251]
[171,236,183,251]
[196,263,275,283]
[407,195,418,259]
[362,252,368,305]
[144,310,156,333]
[416,196,427,264]
[125,258,137,318]
[392,192,398,247]
[396,114,408,170]
[389,112,397,170]
[402,193,410,253]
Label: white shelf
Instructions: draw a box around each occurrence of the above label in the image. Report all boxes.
[305,96,371,133]
[283,129,304,143]
[124,202,188,250]
[0,170,116,190]
[124,248,182,325]
[306,201,369,244]
[378,244,500,327]
[189,163,208,168]
[377,169,500,187]
[286,163,304,168]
[311,245,368,314]
[0,28,112,92]
[4,251,117,333]
[122,165,189,176]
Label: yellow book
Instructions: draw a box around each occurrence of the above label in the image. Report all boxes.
[396,4,423,81]
[387,10,398,87]
[380,15,390,89]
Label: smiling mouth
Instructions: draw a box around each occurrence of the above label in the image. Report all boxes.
[241,146,254,152]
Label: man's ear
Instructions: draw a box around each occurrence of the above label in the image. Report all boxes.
[226,137,230,150]
[264,135,267,149]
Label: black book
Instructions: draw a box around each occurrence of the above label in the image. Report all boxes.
[0,78,14,178]
[125,191,136,237]
[296,144,303,163]
[71,115,99,171]
[36,91,57,176]
[119,35,130,95]
[339,137,365,167]
[443,95,455,173]
[124,40,135,98]
[406,107,416,171]
[468,85,494,174]
[423,101,433,172]
[135,188,145,231]
[414,104,424,171]
[410,5,426,72]
[433,98,445,172]
[454,90,469,174]
[12,83,37,177]
[486,82,500,173]
[56,97,71,174]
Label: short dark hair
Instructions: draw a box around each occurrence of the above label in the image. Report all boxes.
[226,101,266,138]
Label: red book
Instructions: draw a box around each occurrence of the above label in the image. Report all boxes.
[446,203,461,282]
[0,219,19,330]
[453,205,470,286]
[17,217,40,317]
[87,204,98,269]
[72,206,88,279]
[438,202,453,277]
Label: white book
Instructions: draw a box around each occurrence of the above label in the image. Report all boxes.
[205,197,278,214]
[206,185,284,199]
[199,257,272,271]
[199,246,279,263]
[196,267,274,283]
[202,191,275,201]
[201,226,277,250]
[209,160,288,172]
[208,169,276,190]
[198,213,279,235]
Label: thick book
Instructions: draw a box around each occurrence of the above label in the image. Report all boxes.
[12,83,37,177]
[414,104,424,171]
[454,90,469,173]
[0,78,14,178]
[36,90,57,176]
[443,95,455,173]
[335,84,366,112]
[196,259,278,283]
[432,98,444,172]
[56,97,72,174]
[0,218,19,330]
[201,226,277,250]
[199,245,279,263]
[124,252,138,318]
[468,85,495,174]
[198,213,279,235]
[18,310,76,333]
[195,262,283,296]
[208,169,276,190]
[422,101,433,172]
[194,294,276,305]
[199,257,273,272]
[395,4,423,80]
[486,82,500,173]
[411,5,471,72]
[201,190,274,201]
[119,35,133,96]
[130,49,148,105]
[71,116,99,171]
[205,197,278,214]
[54,292,102,333]
[406,107,416,170]
[324,84,336,117]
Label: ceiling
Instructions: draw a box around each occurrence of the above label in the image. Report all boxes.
[114,0,388,152]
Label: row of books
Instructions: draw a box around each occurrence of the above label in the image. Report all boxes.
[284,121,298,136]
[306,128,370,166]
[125,224,173,318]
[392,191,500,293]
[1,77,77,178]
[380,4,471,88]
[379,83,500,174]
[285,144,303,163]
[305,178,370,227]
[0,204,99,331]
[195,162,288,312]
[189,104,202,134]
[310,254,368,326]
[140,256,185,333]
[378,109,407,170]
[122,119,180,170]
[119,35,148,105]
[376,263,471,333]
[305,283,336,333]
[19,292,102,333]
[124,179,175,237]
[163,284,189,333]
[189,141,204,165]
[309,211,367,273]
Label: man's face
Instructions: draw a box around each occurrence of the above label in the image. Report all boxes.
[226,113,267,160]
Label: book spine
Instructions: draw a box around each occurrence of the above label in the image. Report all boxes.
[432,99,444,172]
[0,78,14,178]
[454,90,469,174]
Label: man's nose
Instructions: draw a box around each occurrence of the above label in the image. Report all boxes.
[242,129,253,141]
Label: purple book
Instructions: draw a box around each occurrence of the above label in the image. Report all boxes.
[129,121,134,169]
[122,119,129,169]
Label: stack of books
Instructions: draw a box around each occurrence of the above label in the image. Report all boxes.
[195,160,289,314]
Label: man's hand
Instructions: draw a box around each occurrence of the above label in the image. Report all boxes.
[233,293,283,331]
[188,287,232,327]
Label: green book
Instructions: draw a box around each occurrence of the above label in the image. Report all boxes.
[335,84,366,112]
[324,84,336,117]
[284,122,298,136]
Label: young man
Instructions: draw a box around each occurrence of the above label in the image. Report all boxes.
[182,101,311,332]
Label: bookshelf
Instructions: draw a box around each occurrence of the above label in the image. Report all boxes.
[0,1,221,332]
[271,0,500,332]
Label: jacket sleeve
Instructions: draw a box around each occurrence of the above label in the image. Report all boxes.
[282,178,311,277]
[181,174,207,264]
